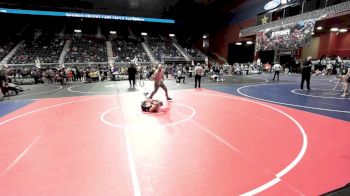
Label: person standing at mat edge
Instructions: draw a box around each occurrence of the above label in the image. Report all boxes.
[128,64,137,88]
[149,64,172,100]
[272,62,282,81]
[0,65,8,97]
[341,63,350,97]
[301,56,313,91]
[194,63,204,88]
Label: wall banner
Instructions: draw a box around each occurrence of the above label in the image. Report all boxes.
[255,20,315,51]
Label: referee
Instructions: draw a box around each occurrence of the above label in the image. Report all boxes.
[127,64,137,88]
[301,56,313,91]
[194,63,204,88]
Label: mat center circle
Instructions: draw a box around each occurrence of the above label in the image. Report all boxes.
[101,102,196,128]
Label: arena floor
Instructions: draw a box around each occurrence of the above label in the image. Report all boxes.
[0,73,349,195]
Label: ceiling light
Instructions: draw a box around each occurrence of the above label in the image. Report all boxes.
[203,35,207,39]
[246,41,253,45]
[236,42,242,45]
[316,26,323,30]
[110,31,116,35]
[169,34,175,37]
[339,29,348,33]
[141,32,147,36]
[330,27,339,32]
[74,29,82,33]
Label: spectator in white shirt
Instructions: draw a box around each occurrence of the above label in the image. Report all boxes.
[272,62,282,81]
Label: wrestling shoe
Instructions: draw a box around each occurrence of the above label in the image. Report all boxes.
[341,93,349,97]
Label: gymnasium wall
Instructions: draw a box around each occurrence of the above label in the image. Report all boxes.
[209,17,257,61]
[208,0,268,61]
[317,32,350,58]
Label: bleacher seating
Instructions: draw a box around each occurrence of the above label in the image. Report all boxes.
[9,34,64,64]
[65,37,107,63]
[0,38,17,61]
[112,38,149,63]
[148,37,184,61]
[184,47,204,57]
[180,42,205,58]
[1,24,205,65]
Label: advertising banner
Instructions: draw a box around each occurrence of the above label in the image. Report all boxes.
[0,7,175,24]
[255,20,315,51]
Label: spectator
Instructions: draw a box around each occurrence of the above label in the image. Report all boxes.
[65,37,107,63]
[112,39,149,63]
[148,37,184,61]
[10,35,64,64]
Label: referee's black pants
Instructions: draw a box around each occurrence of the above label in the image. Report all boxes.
[129,76,135,87]
[195,75,201,88]
[301,72,311,90]
[273,71,280,80]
